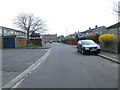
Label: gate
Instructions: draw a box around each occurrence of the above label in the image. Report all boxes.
[4,37,15,48]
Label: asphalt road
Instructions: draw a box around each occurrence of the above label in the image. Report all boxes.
[17,43,118,88]
[2,49,48,86]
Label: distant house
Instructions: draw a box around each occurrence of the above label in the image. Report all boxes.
[92,26,107,35]
[42,34,57,42]
[83,26,107,36]
[107,22,120,38]
[82,29,94,36]
[29,31,43,46]
[75,31,83,38]
[57,35,65,41]
[30,31,41,38]
[66,34,76,39]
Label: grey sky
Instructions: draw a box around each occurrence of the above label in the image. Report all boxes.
[0,0,118,36]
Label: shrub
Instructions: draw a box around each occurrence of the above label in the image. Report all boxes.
[62,38,77,45]
[78,34,100,43]
[98,34,117,46]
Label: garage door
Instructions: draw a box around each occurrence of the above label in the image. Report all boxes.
[4,37,15,48]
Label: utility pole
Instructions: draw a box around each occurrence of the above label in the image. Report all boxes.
[66,27,68,36]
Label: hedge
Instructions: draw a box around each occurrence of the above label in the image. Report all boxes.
[77,34,100,43]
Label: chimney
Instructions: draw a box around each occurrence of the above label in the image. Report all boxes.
[95,25,98,28]
[89,27,91,30]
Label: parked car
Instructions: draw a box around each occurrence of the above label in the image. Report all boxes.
[49,40,52,43]
[77,40,100,55]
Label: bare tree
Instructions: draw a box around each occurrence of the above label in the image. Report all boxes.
[14,13,47,46]
[113,1,120,22]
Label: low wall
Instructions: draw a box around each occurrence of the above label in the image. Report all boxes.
[16,37,27,47]
[0,37,3,48]
[99,44,118,54]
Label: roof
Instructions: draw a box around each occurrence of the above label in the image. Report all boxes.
[107,22,120,29]
[43,34,57,37]
[0,26,26,34]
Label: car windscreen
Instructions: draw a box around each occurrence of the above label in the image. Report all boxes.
[81,41,96,45]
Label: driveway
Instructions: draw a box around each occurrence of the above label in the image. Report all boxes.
[2,49,48,86]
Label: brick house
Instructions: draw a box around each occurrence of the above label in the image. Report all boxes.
[42,34,57,42]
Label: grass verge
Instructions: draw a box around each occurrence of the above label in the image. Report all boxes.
[17,45,43,49]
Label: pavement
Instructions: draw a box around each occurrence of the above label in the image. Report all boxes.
[98,51,120,64]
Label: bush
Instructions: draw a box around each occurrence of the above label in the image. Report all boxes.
[78,34,100,43]
[98,34,117,46]
[62,38,77,45]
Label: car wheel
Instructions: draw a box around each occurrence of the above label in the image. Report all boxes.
[82,49,85,55]
[77,48,80,52]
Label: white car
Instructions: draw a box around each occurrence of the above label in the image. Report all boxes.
[77,40,100,55]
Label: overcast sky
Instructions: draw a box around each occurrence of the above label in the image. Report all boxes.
[0,0,118,36]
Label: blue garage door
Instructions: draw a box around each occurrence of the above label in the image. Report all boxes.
[4,37,15,48]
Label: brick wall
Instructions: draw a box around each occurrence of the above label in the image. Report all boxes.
[30,39,42,46]
[0,37,3,48]
[16,37,27,47]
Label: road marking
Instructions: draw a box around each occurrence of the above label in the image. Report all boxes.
[2,48,51,89]
[11,79,24,89]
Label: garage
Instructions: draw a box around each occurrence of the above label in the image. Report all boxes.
[3,36,15,48]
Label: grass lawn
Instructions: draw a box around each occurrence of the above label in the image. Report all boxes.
[17,45,43,49]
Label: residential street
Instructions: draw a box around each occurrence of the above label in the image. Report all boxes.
[16,42,118,88]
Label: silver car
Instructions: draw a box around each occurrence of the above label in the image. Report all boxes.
[77,40,100,55]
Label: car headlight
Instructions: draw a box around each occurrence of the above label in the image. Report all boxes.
[85,47,89,50]
[97,46,100,49]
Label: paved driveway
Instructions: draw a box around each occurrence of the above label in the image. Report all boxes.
[2,49,48,86]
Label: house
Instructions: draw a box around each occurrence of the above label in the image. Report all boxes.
[57,35,65,42]
[66,34,76,39]
[92,26,107,35]
[107,22,120,38]
[42,34,57,42]
[0,26,26,37]
[83,26,107,36]
[75,31,83,38]
[0,26,27,48]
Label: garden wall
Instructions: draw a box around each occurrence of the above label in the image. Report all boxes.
[99,44,118,54]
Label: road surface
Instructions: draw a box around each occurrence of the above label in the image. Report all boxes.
[17,43,118,88]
